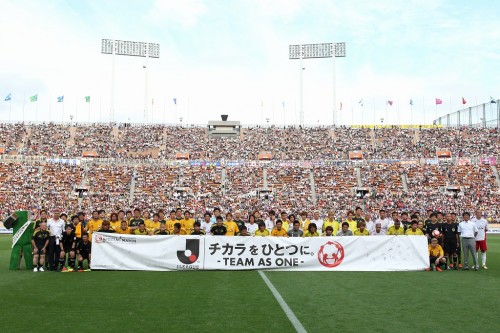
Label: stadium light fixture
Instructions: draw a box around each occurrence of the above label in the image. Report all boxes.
[101,39,160,123]
[289,42,346,126]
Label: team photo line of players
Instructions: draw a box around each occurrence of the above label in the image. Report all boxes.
[30,206,490,273]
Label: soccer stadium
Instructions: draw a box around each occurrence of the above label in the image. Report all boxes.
[1,1,499,332]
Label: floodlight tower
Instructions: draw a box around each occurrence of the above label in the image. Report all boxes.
[289,42,346,126]
[101,39,160,123]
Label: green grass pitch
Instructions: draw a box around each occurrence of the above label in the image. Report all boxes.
[1,235,498,333]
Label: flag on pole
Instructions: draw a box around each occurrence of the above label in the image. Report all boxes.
[4,93,11,101]
[85,96,90,103]
[30,94,38,102]
[409,99,414,106]
[387,100,393,106]
[57,96,64,103]
[435,98,442,105]
[490,96,497,104]
[359,99,363,106]
[173,98,177,105]
[462,97,466,105]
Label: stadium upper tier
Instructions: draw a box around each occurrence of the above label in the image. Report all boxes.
[0,123,499,160]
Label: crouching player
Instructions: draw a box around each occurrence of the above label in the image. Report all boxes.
[77,233,92,272]
[427,238,446,271]
[59,225,76,271]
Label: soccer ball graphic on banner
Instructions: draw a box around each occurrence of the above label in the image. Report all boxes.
[432,229,441,238]
[317,241,345,268]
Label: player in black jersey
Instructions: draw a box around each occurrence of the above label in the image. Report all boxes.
[450,212,462,268]
[210,217,227,235]
[191,221,206,235]
[31,222,50,272]
[77,233,92,271]
[424,213,442,244]
[59,225,76,271]
[154,223,170,235]
[442,213,460,269]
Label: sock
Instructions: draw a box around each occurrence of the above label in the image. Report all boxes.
[453,255,458,266]
[481,252,486,266]
[69,258,76,268]
[78,260,83,269]
[59,257,66,269]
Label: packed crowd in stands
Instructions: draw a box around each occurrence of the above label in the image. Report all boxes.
[0,122,498,224]
[0,123,498,159]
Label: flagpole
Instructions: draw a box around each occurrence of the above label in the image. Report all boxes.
[385,98,388,124]
[397,97,400,125]
[410,101,413,126]
[373,97,376,126]
[88,98,91,123]
[22,93,25,122]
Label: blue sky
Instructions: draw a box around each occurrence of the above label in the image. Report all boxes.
[0,0,499,125]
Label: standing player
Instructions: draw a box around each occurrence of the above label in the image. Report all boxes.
[210,217,227,236]
[181,210,195,235]
[76,233,92,272]
[200,212,214,235]
[271,220,288,237]
[191,221,206,235]
[224,212,239,236]
[472,210,488,269]
[59,225,76,271]
[441,213,459,269]
[31,221,50,272]
[424,213,441,244]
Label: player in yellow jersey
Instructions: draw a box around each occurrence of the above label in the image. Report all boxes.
[304,223,320,237]
[405,220,424,236]
[133,221,149,235]
[387,220,405,235]
[345,210,358,232]
[427,238,446,271]
[354,221,370,236]
[85,210,102,239]
[181,210,195,235]
[300,211,311,231]
[147,213,162,234]
[271,221,288,237]
[323,211,340,235]
[224,212,239,236]
[165,210,178,234]
[115,221,130,234]
[172,222,187,235]
[254,222,270,236]
[109,212,121,231]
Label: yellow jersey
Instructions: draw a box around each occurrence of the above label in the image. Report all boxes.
[428,244,444,257]
[109,221,121,231]
[281,221,290,232]
[72,223,84,238]
[301,219,311,231]
[86,219,102,236]
[271,228,288,237]
[115,226,130,234]
[323,219,340,235]
[165,219,177,234]
[224,221,239,236]
[387,226,405,235]
[172,229,187,236]
[147,220,161,232]
[405,229,424,236]
[303,231,319,237]
[181,218,195,235]
[254,229,270,236]
[346,220,358,232]
[134,229,149,236]
[354,229,370,236]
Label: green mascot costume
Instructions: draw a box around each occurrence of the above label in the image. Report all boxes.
[4,211,34,270]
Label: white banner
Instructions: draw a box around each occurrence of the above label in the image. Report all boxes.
[91,233,429,271]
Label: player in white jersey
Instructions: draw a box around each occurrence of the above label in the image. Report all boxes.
[200,212,214,235]
[245,215,259,235]
[472,210,488,269]
[310,211,324,233]
[375,209,390,233]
